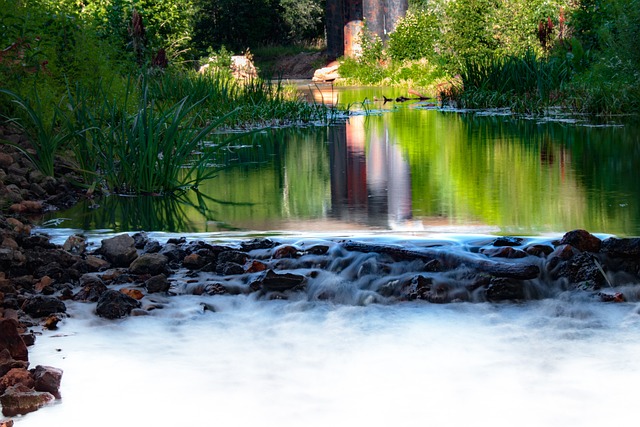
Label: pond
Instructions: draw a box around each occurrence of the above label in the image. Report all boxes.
[41,86,640,238]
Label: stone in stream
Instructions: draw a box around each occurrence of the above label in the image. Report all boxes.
[95,290,141,319]
[145,274,170,293]
[601,237,640,257]
[21,296,66,318]
[485,278,525,301]
[250,269,305,292]
[0,368,34,394]
[32,365,63,398]
[0,349,29,377]
[0,384,55,417]
[97,234,138,267]
[129,253,169,276]
[559,229,602,253]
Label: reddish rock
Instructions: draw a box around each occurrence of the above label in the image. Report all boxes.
[0,349,29,378]
[559,229,601,253]
[42,315,61,330]
[524,244,554,257]
[8,201,43,214]
[0,319,28,362]
[246,260,268,273]
[32,365,63,398]
[34,276,54,293]
[273,245,300,259]
[0,384,54,416]
[120,288,144,300]
[0,368,34,394]
[62,235,87,255]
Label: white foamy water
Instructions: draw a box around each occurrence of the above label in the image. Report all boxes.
[14,294,640,427]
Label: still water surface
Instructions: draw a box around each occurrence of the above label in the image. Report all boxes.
[42,86,640,237]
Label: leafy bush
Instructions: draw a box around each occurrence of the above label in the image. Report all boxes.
[388,9,440,62]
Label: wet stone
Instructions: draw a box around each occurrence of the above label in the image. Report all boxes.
[31,365,62,399]
[145,274,170,294]
[485,278,525,301]
[524,244,554,257]
[96,290,141,319]
[0,384,55,417]
[129,253,169,276]
[480,247,527,259]
[601,237,640,257]
[492,237,524,247]
[21,296,66,318]
[216,262,245,276]
[240,238,277,252]
[217,250,248,265]
[559,229,601,253]
[98,234,138,267]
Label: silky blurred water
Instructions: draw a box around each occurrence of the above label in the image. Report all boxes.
[17,294,640,427]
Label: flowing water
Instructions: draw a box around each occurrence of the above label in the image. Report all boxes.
[16,87,640,426]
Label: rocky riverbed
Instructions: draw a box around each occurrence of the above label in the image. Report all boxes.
[2,126,640,423]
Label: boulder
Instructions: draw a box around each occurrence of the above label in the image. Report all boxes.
[312,64,340,82]
[0,368,34,394]
[21,296,66,318]
[559,229,601,253]
[32,365,63,398]
[0,384,54,417]
[0,349,29,377]
[96,290,141,319]
[129,253,169,276]
[98,234,138,267]
[0,319,28,362]
[601,237,640,257]
[144,274,170,294]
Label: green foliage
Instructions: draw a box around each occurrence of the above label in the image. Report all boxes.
[192,0,325,53]
[388,9,439,62]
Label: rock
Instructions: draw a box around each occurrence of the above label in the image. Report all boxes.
[42,315,61,330]
[62,235,86,255]
[183,253,206,270]
[559,229,601,253]
[312,64,340,82]
[21,296,66,318]
[601,237,640,257]
[250,269,305,292]
[216,262,244,276]
[0,384,54,417]
[246,260,268,273]
[144,274,169,294]
[1,417,14,427]
[159,244,186,263]
[524,244,554,257]
[96,290,141,319]
[218,250,248,265]
[0,319,28,362]
[492,237,524,247]
[129,253,169,276]
[485,278,525,301]
[0,368,34,394]
[240,238,277,252]
[120,288,144,300]
[549,252,605,289]
[0,152,13,169]
[273,245,300,259]
[480,247,527,259]
[32,365,63,398]
[0,349,29,378]
[73,277,107,302]
[98,234,138,267]
[84,255,110,271]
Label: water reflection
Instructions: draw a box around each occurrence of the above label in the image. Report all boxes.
[42,99,640,236]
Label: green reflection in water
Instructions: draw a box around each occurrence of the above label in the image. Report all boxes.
[43,93,640,236]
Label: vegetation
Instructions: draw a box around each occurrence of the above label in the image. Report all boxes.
[0,0,333,196]
[339,0,640,117]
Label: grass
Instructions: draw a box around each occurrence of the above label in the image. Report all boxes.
[1,69,342,196]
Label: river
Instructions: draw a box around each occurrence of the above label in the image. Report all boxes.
[15,86,640,426]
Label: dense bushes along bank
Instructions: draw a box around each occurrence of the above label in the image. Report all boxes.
[339,0,640,117]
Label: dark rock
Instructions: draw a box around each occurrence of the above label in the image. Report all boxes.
[144,274,170,293]
[97,234,138,267]
[492,237,524,247]
[132,232,149,249]
[32,365,63,398]
[62,235,86,255]
[485,278,525,301]
[143,240,161,253]
[256,270,305,292]
[73,278,107,302]
[216,262,245,276]
[21,296,66,318]
[96,290,141,319]
[400,275,451,303]
[273,245,300,259]
[601,237,640,257]
[305,245,329,255]
[240,238,277,251]
[0,384,54,417]
[549,252,605,289]
[204,283,227,295]
[559,229,601,253]
[183,253,207,270]
[524,244,554,257]
[217,250,248,265]
[129,253,169,276]
[159,243,186,263]
[481,246,527,259]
